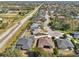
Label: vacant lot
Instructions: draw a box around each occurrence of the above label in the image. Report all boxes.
[0,13,25,34]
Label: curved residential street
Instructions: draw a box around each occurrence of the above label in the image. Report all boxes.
[44,11,64,37]
[44,10,54,37]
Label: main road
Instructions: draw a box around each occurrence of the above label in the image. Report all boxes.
[0,4,42,49]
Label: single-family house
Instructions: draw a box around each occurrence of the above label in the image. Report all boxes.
[75,43,79,54]
[56,38,74,50]
[30,23,40,31]
[49,31,64,39]
[55,38,75,56]
[16,36,34,50]
[33,29,47,35]
[37,36,55,53]
[70,32,79,39]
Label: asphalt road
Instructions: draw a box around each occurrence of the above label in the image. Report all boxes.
[44,10,72,40]
[0,4,42,48]
[44,11,54,36]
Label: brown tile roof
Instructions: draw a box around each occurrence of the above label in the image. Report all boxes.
[37,36,54,48]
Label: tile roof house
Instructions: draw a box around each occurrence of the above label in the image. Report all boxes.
[16,36,34,50]
[56,38,74,50]
[37,36,55,53]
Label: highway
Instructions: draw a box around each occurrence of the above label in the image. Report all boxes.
[0,4,42,49]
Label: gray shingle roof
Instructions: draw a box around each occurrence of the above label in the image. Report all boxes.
[71,32,79,39]
[56,39,74,49]
[31,23,40,30]
[16,36,34,50]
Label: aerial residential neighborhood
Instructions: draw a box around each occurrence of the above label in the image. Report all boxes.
[0,1,79,57]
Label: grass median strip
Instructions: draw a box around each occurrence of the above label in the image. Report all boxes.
[0,4,42,53]
[0,19,32,52]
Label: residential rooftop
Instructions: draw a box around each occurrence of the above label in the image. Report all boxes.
[37,36,55,52]
[37,36,53,48]
[16,36,34,50]
[56,38,74,50]
[70,32,79,39]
